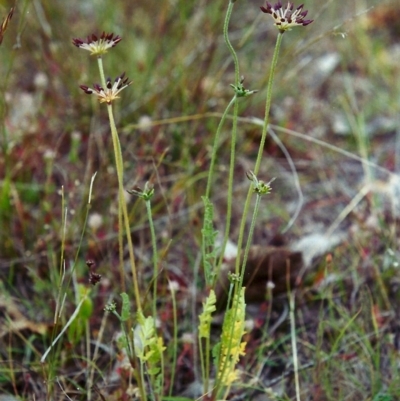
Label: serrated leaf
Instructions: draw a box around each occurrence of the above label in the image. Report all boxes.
[198,289,216,338]
[216,287,247,386]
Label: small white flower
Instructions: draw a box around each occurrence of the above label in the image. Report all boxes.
[138,115,153,132]
[244,319,255,331]
[168,280,180,293]
[88,213,103,231]
[266,280,275,290]
[43,149,56,160]
[34,72,49,90]
[71,131,82,142]
[181,333,195,344]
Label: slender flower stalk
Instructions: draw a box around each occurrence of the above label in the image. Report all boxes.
[289,291,301,401]
[97,57,106,91]
[238,173,274,290]
[202,0,257,290]
[74,33,142,313]
[146,197,158,317]
[201,2,243,394]
[204,95,236,200]
[216,78,256,280]
[118,196,124,292]
[106,104,142,311]
[224,0,240,86]
[217,96,238,280]
[254,32,283,176]
[127,183,158,318]
[214,0,240,285]
[203,3,267,398]
[234,2,313,282]
[168,281,179,396]
[215,0,258,285]
[234,32,283,280]
[201,0,239,292]
[90,57,129,294]
[215,175,272,400]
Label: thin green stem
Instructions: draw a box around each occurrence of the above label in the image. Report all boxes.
[0,33,17,248]
[106,106,146,401]
[205,335,211,394]
[106,105,142,312]
[146,199,158,318]
[96,57,126,292]
[168,285,178,397]
[205,0,240,199]
[234,33,283,276]
[204,3,243,397]
[205,96,236,199]
[118,199,125,293]
[289,292,301,401]
[199,337,206,394]
[215,97,238,283]
[254,33,283,176]
[213,0,243,284]
[220,36,284,398]
[205,94,238,288]
[97,57,106,88]
[139,363,148,401]
[239,194,261,289]
[206,0,242,288]
[91,52,145,401]
[223,0,240,86]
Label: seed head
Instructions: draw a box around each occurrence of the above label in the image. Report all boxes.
[260,1,313,33]
[246,170,275,195]
[127,181,155,201]
[230,76,258,98]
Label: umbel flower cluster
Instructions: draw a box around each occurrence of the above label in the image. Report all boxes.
[72,32,121,56]
[79,73,132,104]
[260,1,313,32]
[72,1,313,100]
[73,32,131,104]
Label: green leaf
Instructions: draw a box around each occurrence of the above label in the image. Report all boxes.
[201,196,219,285]
[67,286,92,345]
[198,289,216,338]
[120,292,131,321]
[0,177,11,215]
[216,287,247,386]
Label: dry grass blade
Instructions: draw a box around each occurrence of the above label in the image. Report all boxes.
[0,6,14,45]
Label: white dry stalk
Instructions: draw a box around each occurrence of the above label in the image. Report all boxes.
[289,292,301,401]
[41,295,87,363]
